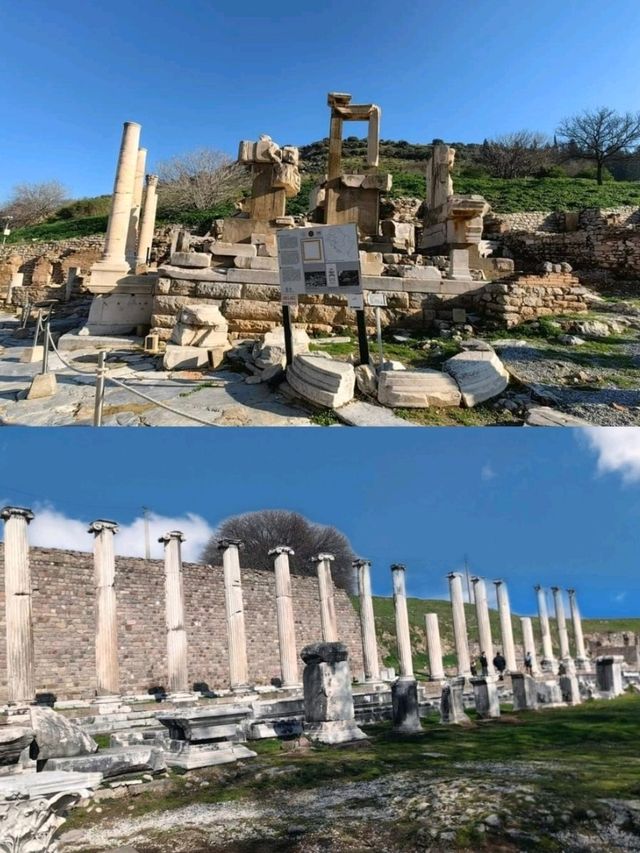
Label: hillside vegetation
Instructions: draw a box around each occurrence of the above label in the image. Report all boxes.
[357,595,640,677]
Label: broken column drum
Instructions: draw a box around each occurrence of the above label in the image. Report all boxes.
[269,546,300,688]
[89,519,121,700]
[218,539,250,692]
[313,553,338,643]
[159,530,190,698]
[1,506,35,705]
[447,572,471,677]
[354,558,381,683]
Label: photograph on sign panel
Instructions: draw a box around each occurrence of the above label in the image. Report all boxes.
[304,270,328,289]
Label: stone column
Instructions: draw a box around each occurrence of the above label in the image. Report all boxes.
[94,121,141,274]
[425,613,445,681]
[1,507,35,705]
[447,572,471,677]
[219,539,250,692]
[552,587,573,670]
[520,617,541,676]
[471,576,495,676]
[125,147,147,267]
[391,564,413,679]
[353,558,380,683]
[135,174,159,268]
[535,585,557,673]
[269,546,300,688]
[567,589,589,670]
[313,553,338,643]
[89,519,120,702]
[494,579,517,672]
[159,531,190,699]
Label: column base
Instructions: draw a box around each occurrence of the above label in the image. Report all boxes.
[230,684,255,697]
[575,657,591,673]
[168,692,200,706]
[391,677,422,733]
[279,682,303,691]
[91,695,131,715]
[540,658,559,675]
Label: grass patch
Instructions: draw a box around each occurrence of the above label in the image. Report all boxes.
[310,409,341,426]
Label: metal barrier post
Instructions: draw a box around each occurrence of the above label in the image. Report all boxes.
[93,352,107,427]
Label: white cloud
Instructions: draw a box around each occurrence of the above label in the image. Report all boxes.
[22,505,214,563]
[481,463,496,482]
[614,591,627,603]
[581,428,640,482]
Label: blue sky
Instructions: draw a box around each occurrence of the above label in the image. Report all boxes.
[2,0,640,200]
[1,427,640,619]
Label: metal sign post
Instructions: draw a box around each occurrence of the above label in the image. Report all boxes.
[367,291,387,365]
[276,223,367,365]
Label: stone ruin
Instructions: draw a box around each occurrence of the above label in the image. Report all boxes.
[0,504,634,847]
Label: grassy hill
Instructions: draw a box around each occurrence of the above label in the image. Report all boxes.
[6,136,640,245]
[354,595,640,678]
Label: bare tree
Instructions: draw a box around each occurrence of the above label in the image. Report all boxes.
[201,510,356,593]
[478,131,551,178]
[1,181,67,226]
[156,148,249,211]
[557,107,640,185]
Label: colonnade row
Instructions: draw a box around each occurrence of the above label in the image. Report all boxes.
[444,573,589,678]
[0,507,380,705]
[92,120,158,275]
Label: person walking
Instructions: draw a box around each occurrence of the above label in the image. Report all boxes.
[493,650,507,681]
[524,651,533,676]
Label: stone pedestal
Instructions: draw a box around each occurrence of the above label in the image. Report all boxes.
[536,678,564,706]
[218,539,251,693]
[595,655,625,698]
[270,546,300,688]
[354,559,381,683]
[157,706,257,769]
[1,506,35,705]
[425,613,445,681]
[535,586,558,673]
[300,642,368,744]
[470,676,500,719]
[391,677,422,733]
[511,673,539,711]
[313,553,338,643]
[559,673,581,705]
[440,677,471,725]
[448,573,471,677]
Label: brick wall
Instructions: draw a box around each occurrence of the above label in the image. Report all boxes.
[0,544,365,701]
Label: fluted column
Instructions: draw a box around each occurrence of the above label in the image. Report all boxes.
[125,147,147,267]
[160,531,189,697]
[391,564,413,679]
[425,613,445,681]
[520,617,541,676]
[89,519,120,698]
[269,546,300,688]
[567,589,589,670]
[219,539,250,691]
[353,558,380,683]
[313,553,338,642]
[494,579,517,672]
[95,121,141,272]
[1,507,35,705]
[472,576,495,676]
[535,585,557,672]
[447,572,471,677]
[135,174,159,268]
[552,587,573,670]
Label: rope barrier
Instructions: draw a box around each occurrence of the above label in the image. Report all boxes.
[47,329,223,427]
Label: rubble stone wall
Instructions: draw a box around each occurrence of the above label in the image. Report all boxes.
[0,238,105,286]
[494,206,640,234]
[0,544,364,701]
[472,272,589,328]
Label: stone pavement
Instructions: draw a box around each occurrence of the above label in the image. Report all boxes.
[0,312,316,428]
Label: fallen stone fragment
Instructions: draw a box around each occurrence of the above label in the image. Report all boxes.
[443,350,509,407]
[525,406,592,427]
[28,706,97,760]
[378,368,462,408]
[44,746,166,778]
[286,355,355,408]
